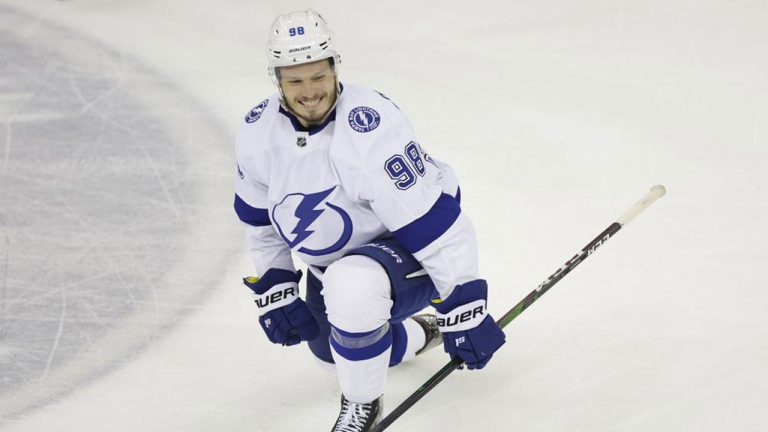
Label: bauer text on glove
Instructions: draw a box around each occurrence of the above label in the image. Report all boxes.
[243,269,319,346]
[433,279,505,370]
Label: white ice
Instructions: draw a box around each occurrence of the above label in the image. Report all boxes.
[0,0,766,431]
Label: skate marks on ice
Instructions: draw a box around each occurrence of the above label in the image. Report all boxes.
[0,6,240,421]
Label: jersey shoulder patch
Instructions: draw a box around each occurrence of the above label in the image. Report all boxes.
[339,84,408,135]
[244,99,269,123]
[347,105,381,133]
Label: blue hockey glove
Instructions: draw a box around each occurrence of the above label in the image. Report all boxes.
[243,269,319,346]
[433,279,506,370]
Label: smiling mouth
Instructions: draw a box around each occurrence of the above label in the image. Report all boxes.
[298,96,324,109]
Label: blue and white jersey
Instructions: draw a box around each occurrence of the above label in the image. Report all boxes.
[234,83,478,298]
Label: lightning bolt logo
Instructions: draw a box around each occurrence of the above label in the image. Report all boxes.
[272,186,353,256]
[289,188,334,247]
[347,106,380,133]
[356,111,370,127]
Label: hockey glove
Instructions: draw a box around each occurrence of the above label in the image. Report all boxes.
[433,279,506,370]
[243,269,319,346]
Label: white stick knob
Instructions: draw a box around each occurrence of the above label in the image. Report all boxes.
[617,185,667,226]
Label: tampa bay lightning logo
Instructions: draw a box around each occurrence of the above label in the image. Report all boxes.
[245,99,269,123]
[272,186,353,256]
[348,106,381,133]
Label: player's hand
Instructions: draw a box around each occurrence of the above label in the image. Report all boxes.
[243,269,319,346]
[432,279,506,369]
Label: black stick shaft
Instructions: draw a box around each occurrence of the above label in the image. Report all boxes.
[496,222,621,329]
[370,186,665,432]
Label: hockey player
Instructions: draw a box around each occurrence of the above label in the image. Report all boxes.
[234,10,506,432]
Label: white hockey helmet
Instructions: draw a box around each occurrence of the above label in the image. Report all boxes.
[266,9,341,88]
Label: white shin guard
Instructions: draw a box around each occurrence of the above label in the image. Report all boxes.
[330,342,391,404]
[324,255,392,403]
[323,254,429,403]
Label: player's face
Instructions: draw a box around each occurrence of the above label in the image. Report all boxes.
[278,59,337,127]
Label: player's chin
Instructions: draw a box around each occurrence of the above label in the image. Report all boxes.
[299,107,330,124]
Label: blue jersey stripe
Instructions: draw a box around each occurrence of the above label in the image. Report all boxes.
[393,192,461,254]
[234,194,271,227]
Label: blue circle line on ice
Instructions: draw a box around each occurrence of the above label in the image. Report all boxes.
[0,5,240,420]
[348,106,381,132]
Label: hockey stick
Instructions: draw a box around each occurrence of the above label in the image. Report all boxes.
[370,185,667,432]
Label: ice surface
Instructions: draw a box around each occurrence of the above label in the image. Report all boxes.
[0,0,767,431]
[0,4,241,421]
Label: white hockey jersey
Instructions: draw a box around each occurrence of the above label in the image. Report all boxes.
[234,83,479,299]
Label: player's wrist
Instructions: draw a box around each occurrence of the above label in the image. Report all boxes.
[243,268,302,294]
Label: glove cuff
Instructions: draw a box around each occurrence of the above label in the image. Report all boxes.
[253,281,300,316]
[243,268,303,316]
[436,299,487,332]
[433,279,488,313]
[243,268,302,295]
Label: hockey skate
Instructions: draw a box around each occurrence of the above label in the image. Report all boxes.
[331,395,382,432]
[412,313,443,356]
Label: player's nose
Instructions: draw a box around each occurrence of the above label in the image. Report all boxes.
[299,82,322,98]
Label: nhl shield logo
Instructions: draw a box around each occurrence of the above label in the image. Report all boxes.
[348,106,380,133]
[245,99,269,123]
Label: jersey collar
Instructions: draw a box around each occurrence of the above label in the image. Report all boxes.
[278,83,344,136]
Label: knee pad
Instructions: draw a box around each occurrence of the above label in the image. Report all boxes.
[323,254,393,333]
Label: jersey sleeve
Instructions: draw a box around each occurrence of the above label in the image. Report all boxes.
[234,127,295,276]
[358,115,478,299]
